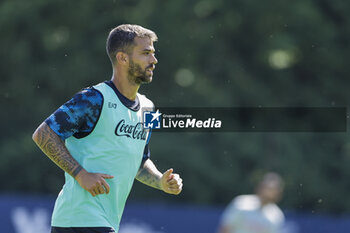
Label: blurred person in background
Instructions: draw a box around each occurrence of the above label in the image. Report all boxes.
[32,24,183,233]
[217,172,285,233]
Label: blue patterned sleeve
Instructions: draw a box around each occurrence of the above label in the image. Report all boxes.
[45,88,103,141]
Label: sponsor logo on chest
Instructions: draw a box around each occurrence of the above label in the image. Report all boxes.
[115,119,147,140]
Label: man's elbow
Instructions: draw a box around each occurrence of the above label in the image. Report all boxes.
[32,122,46,145]
[32,126,39,143]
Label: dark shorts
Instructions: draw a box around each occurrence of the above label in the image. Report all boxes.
[51,227,115,233]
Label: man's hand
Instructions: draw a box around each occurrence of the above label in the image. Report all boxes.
[135,160,183,194]
[75,169,114,197]
[160,168,183,195]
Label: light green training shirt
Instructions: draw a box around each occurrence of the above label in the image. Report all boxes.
[51,82,153,231]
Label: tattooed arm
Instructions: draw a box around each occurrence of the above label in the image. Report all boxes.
[136,159,183,195]
[32,122,113,196]
[32,122,82,177]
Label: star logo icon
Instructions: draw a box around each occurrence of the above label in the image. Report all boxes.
[150,109,162,122]
[143,109,162,129]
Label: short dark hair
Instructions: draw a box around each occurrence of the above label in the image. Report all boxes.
[259,172,285,190]
[106,24,158,64]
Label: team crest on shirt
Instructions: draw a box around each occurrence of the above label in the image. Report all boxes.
[115,120,147,140]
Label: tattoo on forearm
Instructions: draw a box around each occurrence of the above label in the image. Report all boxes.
[72,165,83,177]
[33,123,81,177]
[136,162,162,190]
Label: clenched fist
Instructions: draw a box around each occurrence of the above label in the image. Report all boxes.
[160,168,183,195]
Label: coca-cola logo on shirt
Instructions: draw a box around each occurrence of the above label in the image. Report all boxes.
[115,120,147,140]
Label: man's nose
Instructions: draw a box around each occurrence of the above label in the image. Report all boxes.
[151,54,158,64]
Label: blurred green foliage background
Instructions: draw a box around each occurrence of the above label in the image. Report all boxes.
[1,0,350,214]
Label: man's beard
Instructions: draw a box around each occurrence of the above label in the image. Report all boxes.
[127,60,152,85]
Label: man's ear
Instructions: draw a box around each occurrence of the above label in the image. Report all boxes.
[116,52,129,65]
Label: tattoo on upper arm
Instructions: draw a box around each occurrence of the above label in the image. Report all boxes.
[34,123,81,177]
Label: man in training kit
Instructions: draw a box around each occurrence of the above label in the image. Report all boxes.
[32,24,183,233]
[217,173,285,233]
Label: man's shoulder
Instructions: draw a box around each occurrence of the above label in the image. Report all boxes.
[81,86,103,96]
[263,203,285,224]
[90,82,107,91]
[136,92,152,101]
[232,195,260,210]
[72,87,104,106]
[137,93,154,110]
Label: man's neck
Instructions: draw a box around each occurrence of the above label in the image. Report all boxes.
[112,72,140,101]
[258,195,271,207]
